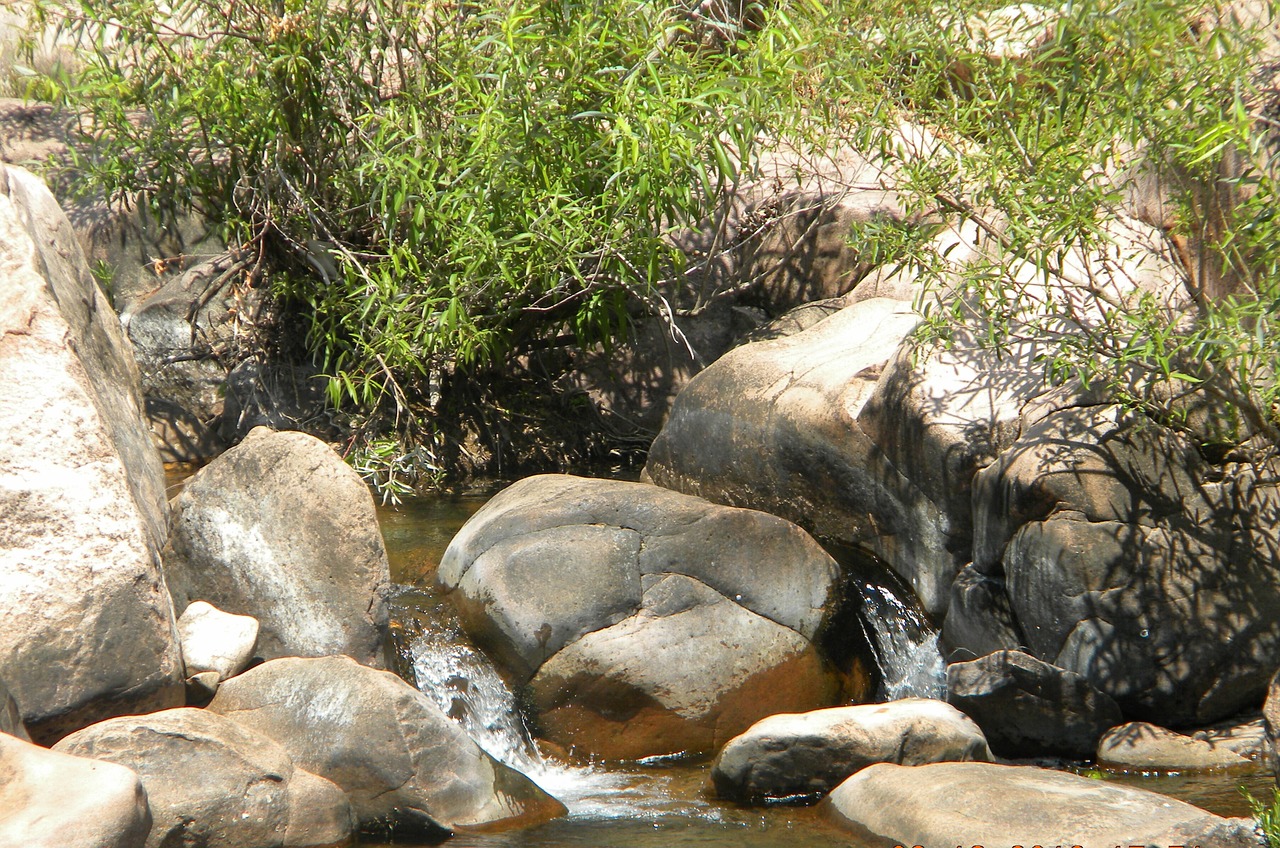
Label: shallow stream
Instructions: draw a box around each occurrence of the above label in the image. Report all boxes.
[374,492,1274,848]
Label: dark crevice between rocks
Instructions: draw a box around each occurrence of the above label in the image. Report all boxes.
[809,540,888,705]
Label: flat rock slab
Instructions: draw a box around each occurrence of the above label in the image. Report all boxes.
[712,698,992,803]
[1098,721,1260,772]
[824,761,1260,848]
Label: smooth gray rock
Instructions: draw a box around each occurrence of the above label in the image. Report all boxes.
[947,650,1122,758]
[164,427,391,666]
[439,474,852,760]
[0,163,183,742]
[54,707,356,848]
[712,698,992,804]
[208,656,565,836]
[1098,721,1258,772]
[176,600,260,682]
[529,573,841,761]
[0,732,151,848]
[824,761,1261,848]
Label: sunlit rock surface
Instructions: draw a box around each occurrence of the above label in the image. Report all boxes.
[438,474,864,760]
[0,163,183,742]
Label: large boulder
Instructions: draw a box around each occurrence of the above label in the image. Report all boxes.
[824,761,1260,848]
[437,474,860,761]
[968,404,1280,725]
[946,650,1123,759]
[0,163,183,742]
[208,655,565,837]
[0,732,151,848]
[54,707,356,848]
[163,426,392,667]
[712,698,992,804]
[648,207,1183,618]
[643,298,957,608]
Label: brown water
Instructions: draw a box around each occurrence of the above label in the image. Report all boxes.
[375,492,1274,848]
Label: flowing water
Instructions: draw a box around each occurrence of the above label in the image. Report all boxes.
[854,577,947,701]
[372,491,1267,847]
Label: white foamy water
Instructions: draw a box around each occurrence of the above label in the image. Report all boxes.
[409,620,720,821]
[856,579,947,700]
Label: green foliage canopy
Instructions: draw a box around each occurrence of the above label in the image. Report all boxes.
[32,0,1280,482]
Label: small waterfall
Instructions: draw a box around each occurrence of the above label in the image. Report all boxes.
[855,577,947,700]
[399,590,721,821]
[409,619,544,772]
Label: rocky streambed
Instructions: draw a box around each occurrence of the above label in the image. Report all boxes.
[5,0,1280,838]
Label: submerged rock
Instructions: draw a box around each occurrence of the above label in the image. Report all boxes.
[208,655,565,837]
[946,650,1122,759]
[824,761,1260,848]
[712,698,992,804]
[0,163,183,742]
[0,732,151,848]
[54,707,356,848]
[438,474,860,760]
[164,427,392,667]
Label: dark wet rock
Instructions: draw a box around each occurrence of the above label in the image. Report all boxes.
[0,163,183,743]
[939,565,1024,662]
[712,698,992,804]
[55,707,357,848]
[164,427,391,666]
[824,761,1261,848]
[217,360,332,445]
[438,474,857,760]
[208,655,565,836]
[946,650,1122,759]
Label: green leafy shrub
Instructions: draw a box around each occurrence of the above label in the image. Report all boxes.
[821,0,1280,448]
[1246,786,1280,847]
[38,0,811,421]
[36,0,1280,485]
